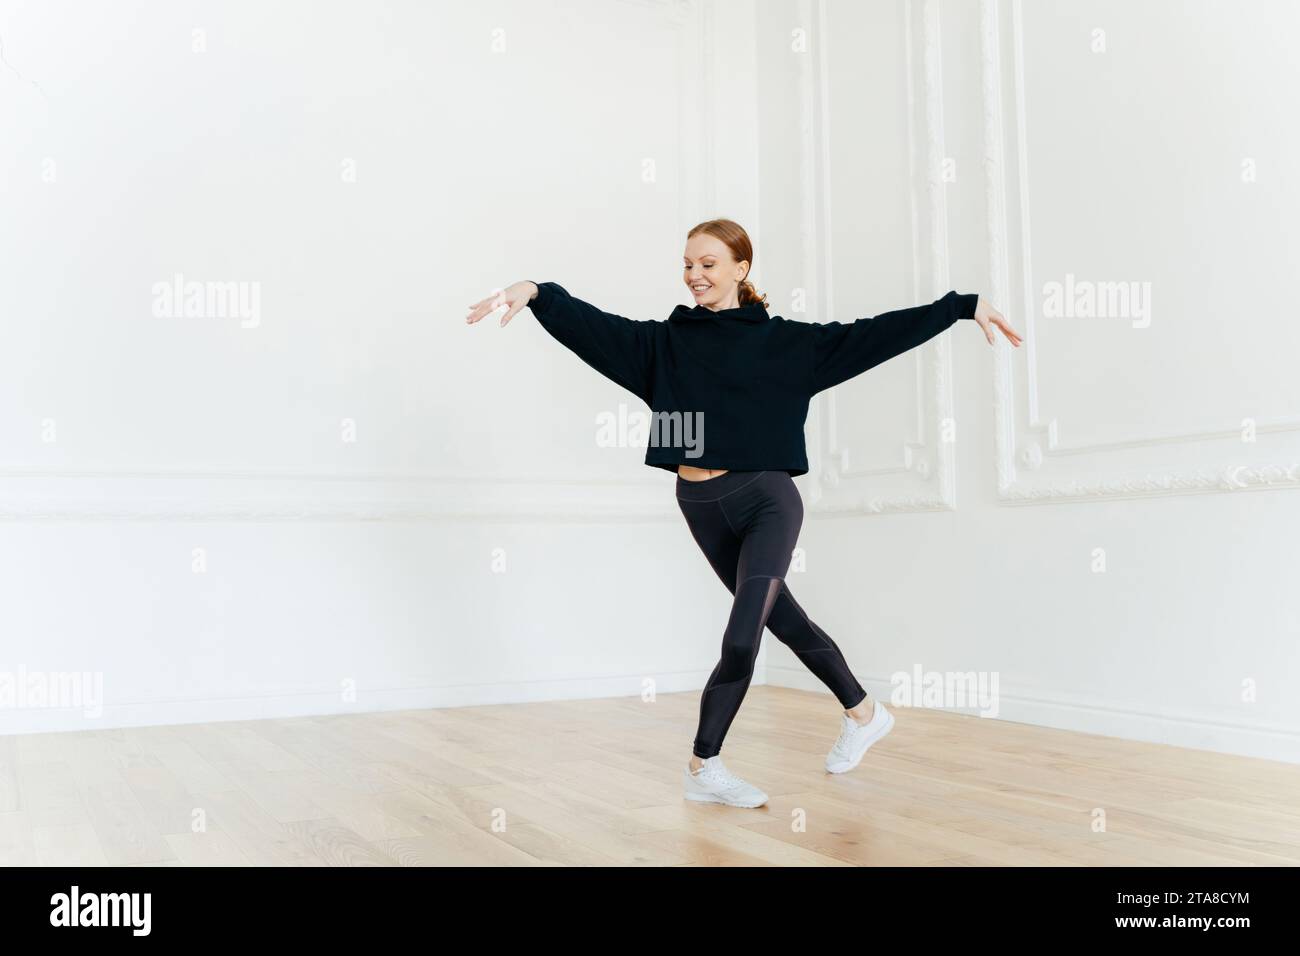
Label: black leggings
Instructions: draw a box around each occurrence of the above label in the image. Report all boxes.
[676,470,869,759]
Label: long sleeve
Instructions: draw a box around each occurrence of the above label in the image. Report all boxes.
[808,290,979,394]
[527,281,658,404]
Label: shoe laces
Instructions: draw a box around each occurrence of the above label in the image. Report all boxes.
[835,711,867,753]
[701,759,744,790]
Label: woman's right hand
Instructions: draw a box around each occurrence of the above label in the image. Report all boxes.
[973,297,1022,347]
[465,280,538,327]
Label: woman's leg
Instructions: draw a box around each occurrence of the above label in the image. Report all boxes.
[764,584,870,713]
[676,485,742,769]
[677,472,803,760]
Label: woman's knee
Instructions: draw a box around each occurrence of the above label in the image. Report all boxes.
[764,589,822,650]
[714,642,756,684]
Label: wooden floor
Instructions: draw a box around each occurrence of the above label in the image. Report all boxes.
[1,686,1297,866]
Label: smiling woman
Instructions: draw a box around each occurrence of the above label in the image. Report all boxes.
[681,221,767,483]
[683,218,768,313]
[465,216,1019,808]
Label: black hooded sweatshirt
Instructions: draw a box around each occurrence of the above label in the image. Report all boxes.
[527,281,978,477]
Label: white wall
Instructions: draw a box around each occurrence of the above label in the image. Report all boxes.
[0,0,762,734]
[3,0,1297,766]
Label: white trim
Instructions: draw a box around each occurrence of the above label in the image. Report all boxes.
[0,664,762,736]
[768,663,1300,764]
[981,0,1300,503]
[806,0,959,516]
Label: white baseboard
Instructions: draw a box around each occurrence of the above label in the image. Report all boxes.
[17,661,1290,771]
[766,663,1300,766]
[0,666,769,737]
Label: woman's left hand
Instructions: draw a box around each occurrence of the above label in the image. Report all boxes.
[974,297,1022,347]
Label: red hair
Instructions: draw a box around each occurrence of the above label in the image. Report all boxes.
[687,218,768,308]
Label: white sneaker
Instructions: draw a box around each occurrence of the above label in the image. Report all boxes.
[825,701,894,773]
[683,756,769,808]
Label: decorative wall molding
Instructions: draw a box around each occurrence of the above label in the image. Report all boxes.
[804,0,959,516]
[980,0,1300,503]
[998,463,1300,504]
[797,0,827,504]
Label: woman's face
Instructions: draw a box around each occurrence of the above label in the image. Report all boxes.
[683,233,748,309]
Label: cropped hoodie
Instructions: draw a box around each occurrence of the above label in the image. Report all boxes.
[527,280,979,477]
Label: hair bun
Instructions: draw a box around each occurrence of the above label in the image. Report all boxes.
[737,279,768,309]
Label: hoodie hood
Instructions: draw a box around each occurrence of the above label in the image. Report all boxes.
[669,302,770,324]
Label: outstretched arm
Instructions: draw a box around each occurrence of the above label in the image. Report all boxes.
[466,280,657,404]
[807,292,1019,394]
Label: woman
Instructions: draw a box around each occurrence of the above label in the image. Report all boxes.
[466,218,1021,808]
